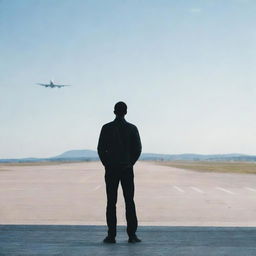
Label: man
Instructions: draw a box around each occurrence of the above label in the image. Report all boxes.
[97,101,142,243]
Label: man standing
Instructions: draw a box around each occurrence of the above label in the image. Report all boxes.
[97,102,142,243]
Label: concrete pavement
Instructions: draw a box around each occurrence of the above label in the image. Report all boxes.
[1,162,256,255]
[1,225,256,256]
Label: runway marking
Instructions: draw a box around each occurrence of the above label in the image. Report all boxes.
[93,185,102,191]
[173,186,184,193]
[80,173,99,183]
[190,187,204,193]
[245,187,256,192]
[216,187,234,194]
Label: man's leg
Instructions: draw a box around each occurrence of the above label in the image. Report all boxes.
[105,168,119,238]
[120,167,138,237]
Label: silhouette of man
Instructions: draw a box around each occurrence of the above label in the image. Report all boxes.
[97,101,142,243]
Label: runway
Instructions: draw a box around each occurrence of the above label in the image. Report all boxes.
[0,161,256,226]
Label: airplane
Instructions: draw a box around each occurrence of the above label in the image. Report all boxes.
[37,80,71,88]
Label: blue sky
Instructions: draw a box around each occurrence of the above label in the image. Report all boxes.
[1,0,256,158]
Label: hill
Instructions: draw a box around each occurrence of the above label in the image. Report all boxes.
[53,149,98,159]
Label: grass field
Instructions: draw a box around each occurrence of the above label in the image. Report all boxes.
[158,161,256,174]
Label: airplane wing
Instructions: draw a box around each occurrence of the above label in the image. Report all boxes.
[37,83,49,87]
[56,84,71,87]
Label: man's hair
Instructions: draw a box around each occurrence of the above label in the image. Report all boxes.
[114,101,127,116]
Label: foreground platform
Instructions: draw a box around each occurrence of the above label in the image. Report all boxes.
[1,225,256,256]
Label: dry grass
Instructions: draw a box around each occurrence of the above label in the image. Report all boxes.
[0,168,12,171]
[157,161,256,174]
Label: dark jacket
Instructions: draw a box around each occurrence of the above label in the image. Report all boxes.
[97,117,142,167]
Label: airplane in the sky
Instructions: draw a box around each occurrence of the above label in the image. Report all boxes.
[36,80,71,88]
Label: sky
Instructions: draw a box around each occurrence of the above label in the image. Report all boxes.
[0,0,256,158]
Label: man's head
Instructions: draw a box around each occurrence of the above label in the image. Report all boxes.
[114,101,127,117]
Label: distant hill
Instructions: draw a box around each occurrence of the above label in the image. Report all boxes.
[53,149,98,159]
[1,150,256,163]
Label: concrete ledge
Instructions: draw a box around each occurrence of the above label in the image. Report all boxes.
[1,225,256,256]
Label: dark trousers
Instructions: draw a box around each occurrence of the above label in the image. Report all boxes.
[104,165,138,238]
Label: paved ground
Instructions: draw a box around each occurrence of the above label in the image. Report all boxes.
[1,225,256,256]
[1,161,256,255]
[0,161,256,226]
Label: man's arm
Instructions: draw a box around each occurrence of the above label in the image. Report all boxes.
[97,126,108,166]
[131,126,142,165]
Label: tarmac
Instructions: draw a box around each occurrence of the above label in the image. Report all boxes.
[1,161,256,255]
[1,161,256,226]
[1,225,256,256]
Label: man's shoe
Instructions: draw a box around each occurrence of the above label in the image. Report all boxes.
[128,235,141,243]
[103,236,116,243]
